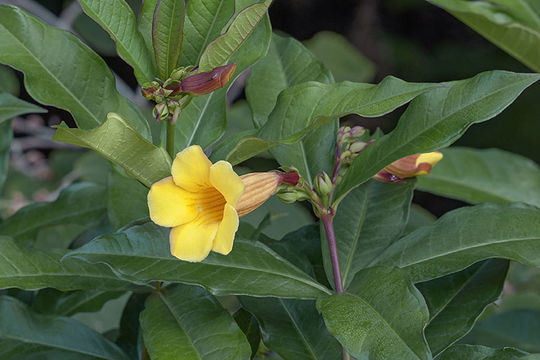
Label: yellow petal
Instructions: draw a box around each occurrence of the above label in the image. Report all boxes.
[169,221,218,262]
[147,177,198,227]
[171,145,212,192]
[416,151,443,167]
[209,161,244,206]
[212,204,239,255]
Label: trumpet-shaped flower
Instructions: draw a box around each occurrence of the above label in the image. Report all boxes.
[374,151,443,183]
[148,146,299,262]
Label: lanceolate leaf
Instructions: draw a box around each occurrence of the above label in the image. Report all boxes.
[428,0,540,72]
[437,344,531,360]
[0,296,130,360]
[32,289,125,316]
[0,5,150,138]
[178,0,235,66]
[137,0,158,57]
[140,284,251,360]
[66,221,331,299]
[336,71,540,203]
[0,183,106,243]
[322,179,415,289]
[0,237,137,292]
[53,113,171,188]
[373,203,540,282]
[152,0,185,79]
[227,78,439,182]
[416,147,540,207]
[317,267,431,360]
[78,0,157,84]
[240,297,341,360]
[198,0,272,71]
[108,168,149,230]
[246,33,334,128]
[417,259,509,356]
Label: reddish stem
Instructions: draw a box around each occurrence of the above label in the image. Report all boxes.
[321,212,344,293]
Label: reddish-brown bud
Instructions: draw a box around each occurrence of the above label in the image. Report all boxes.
[180,63,237,95]
[374,152,443,183]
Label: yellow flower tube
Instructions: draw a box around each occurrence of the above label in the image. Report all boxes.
[374,151,443,183]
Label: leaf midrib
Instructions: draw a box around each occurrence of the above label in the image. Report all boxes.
[279,299,319,360]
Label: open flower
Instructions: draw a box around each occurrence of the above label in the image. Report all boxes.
[374,151,443,183]
[148,145,299,262]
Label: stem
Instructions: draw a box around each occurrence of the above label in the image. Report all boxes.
[166,121,175,158]
[321,212,344,293]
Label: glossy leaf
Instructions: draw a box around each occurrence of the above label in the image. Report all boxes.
[107,168,149,230]
[317,267,431,360]
[428,0,540,72]
[53,113,171,188]
[32,289,124,316]
[140,284,251,360]
[437,344,531,360]
[227,78,439,181]
[175,7,271,151]
[152,0,185,79]
[246,32,333,127]
[0,5,150,137]
[0,93,45,191]
[66,221,331,298]
[417,259,509,356]
[463,309,540,353]
[0,237,138,291]
[78,0,157,84]
[240,297,341,360]
[304,31,375,83]
[0,296,129,360]
[322,179,415,289]
[198,0,272,70]
[417,147,540,207]
[233,309,261,358]
[178,0,235,66]
[0,183,106,243]
[336,71,540,203]
[373,203,540,282]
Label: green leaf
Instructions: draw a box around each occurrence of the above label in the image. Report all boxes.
[304,31,375,83]
[0,93,45,191]
[228,78,439,181]
[0,183,106,243]
[175,7,271,151]
[317,267,431,360]
[140,284,251,360]
[336,71,540,203]
[233,309,261,358]
[322,179,415,289]
[463,309,540,353]
[417,147,540,207]
[78,0,157,84]
[0,5,150,138]
[32,289,125,316]
[404,205,437,236]
[427,0,540,72]
[246,32,333,128]
[66,221,331,298]
[0,64,19,95]
[198,0,272,70]
[0,295,129,360]
[152,0,185,79]
[53,113,171,188]
[437,344,531,360]
[179,0,235,66]
[137,0,158,58]
[240,297,341,360]
[373,203,540,282]
[116,293,148,359]
[107,168,149,230]
[417,259,509,356]
[0,237,138,291]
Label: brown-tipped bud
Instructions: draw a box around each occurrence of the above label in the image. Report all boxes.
[180,63,237,95]
[374,151,443,183]
[235,171,298,217]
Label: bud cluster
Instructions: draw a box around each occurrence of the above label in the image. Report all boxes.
[335,126,374,181]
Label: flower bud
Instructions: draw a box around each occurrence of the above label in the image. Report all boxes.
[374,151,443,183]
[180,63,237,95]
[236,171,299,216]
[153,102,169,121]
[314,171,333,197]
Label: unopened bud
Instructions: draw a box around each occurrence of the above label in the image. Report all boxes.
[374,151,443,183]
[314,171,333,197]
[180,63,236,95]
[153,103,169,121]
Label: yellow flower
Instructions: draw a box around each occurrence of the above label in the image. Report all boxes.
[148,145,244,262]
[147,145,299,262]
[374,151,443,183]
